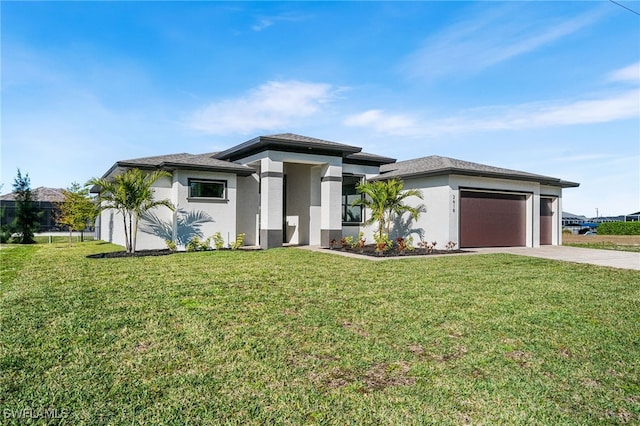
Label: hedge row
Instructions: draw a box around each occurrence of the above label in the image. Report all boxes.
[597,221,640,235]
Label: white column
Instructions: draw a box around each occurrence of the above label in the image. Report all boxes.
[320,162,343,247]
[259,157,284,249]
[531,190,540,248]
[308,166,322,245]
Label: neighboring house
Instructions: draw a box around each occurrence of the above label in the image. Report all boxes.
[0,187,66,232]
[92,133,579,250]
[590,215,626,224]
[562,212,589,234]
[625,211,640,222]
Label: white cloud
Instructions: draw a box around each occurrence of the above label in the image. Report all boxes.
[188,80,340,134]
[343,109,417,134]
[252,19,273,32]
[403,5,605,80]
[607,61,640,83]
[550,153,615,163]
[344,89,640,137]
[519,90,639,128]
[251,12,310,32]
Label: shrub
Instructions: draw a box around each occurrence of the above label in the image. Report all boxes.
[396,236,415,253]
[213,232,225,249]
[186,237,201,252]
[165,240,177,252]
[231,233,245,250]
[418,240,437,253]
[186,236,212,252]
[597,222,640,235]
[374,233,393,253]
[342,236,354,249]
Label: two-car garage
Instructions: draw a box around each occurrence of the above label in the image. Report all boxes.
[375,155,577,249]
[459,190,556,248]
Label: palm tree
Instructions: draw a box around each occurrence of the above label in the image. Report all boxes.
[381,179,424,238]
[352,178,423,240]
[89,168,174,253]
[352,180,388,240]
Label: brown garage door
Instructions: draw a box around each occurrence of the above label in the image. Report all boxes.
[460,191,526,248]
[540,198,553,245]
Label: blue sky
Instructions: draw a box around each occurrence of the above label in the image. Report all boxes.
[2,1,639,217]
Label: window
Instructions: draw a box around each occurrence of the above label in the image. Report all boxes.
[189,179,226,199]
[342,175,363,223]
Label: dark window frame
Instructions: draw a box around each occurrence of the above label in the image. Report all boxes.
[188,178,228,201]
[342,175,364,225]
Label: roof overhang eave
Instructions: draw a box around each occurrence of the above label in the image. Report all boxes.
[371,168,579,187]
[216,136,362,161]
[159,161,256,176]
[99,160,256,182]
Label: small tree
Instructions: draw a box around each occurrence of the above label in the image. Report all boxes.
[12,169,41,244]
[88,168,174,253]
[381,179,424,238]
[352,178,423,240]
[55,182,99,245]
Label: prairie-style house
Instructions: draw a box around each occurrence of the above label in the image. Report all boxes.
[92,133,579,250]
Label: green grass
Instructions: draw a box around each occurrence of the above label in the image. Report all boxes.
[1,242,639,424]
[32,235,96,244]
[564,241,640,253]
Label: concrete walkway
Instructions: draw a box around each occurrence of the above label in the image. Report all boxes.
[298,245,640,271]
[473,246,640,271]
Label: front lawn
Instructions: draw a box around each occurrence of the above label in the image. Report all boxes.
[1,242,639,424]
[563,234,640,253]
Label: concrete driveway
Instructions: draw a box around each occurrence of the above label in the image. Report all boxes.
[473,246,640,271]
[301,245,640,270]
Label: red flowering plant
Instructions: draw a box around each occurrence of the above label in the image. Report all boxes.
[374,233,393,254]
[396,236,415,254]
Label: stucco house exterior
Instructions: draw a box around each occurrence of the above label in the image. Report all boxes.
[92,133,579,250]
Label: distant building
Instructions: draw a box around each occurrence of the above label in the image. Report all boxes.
[590,215,625,224]
[562,212,588,227]
[562,210,639,233]
[0,187,65,232]
[625,211,640,222]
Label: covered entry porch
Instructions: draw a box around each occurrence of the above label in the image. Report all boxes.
[237,152,345,249]
[218,133,394,250]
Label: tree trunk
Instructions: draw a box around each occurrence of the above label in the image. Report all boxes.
[132,214,138,254]
[128,213,133,253]
[68,228,72,247]
[122,213,130,253]
[386,214,392,238]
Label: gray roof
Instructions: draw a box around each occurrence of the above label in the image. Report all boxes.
[101,152,255,180]
[375,155,579,188]
[562,212,588,220]
[266,133,360,149]
[345,151,396,165]
[0,187,66,202]
[215,133,362,161]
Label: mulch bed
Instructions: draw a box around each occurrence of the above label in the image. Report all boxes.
[327,244,467,258]
[87,249,175,259]
[88,245,467,259]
